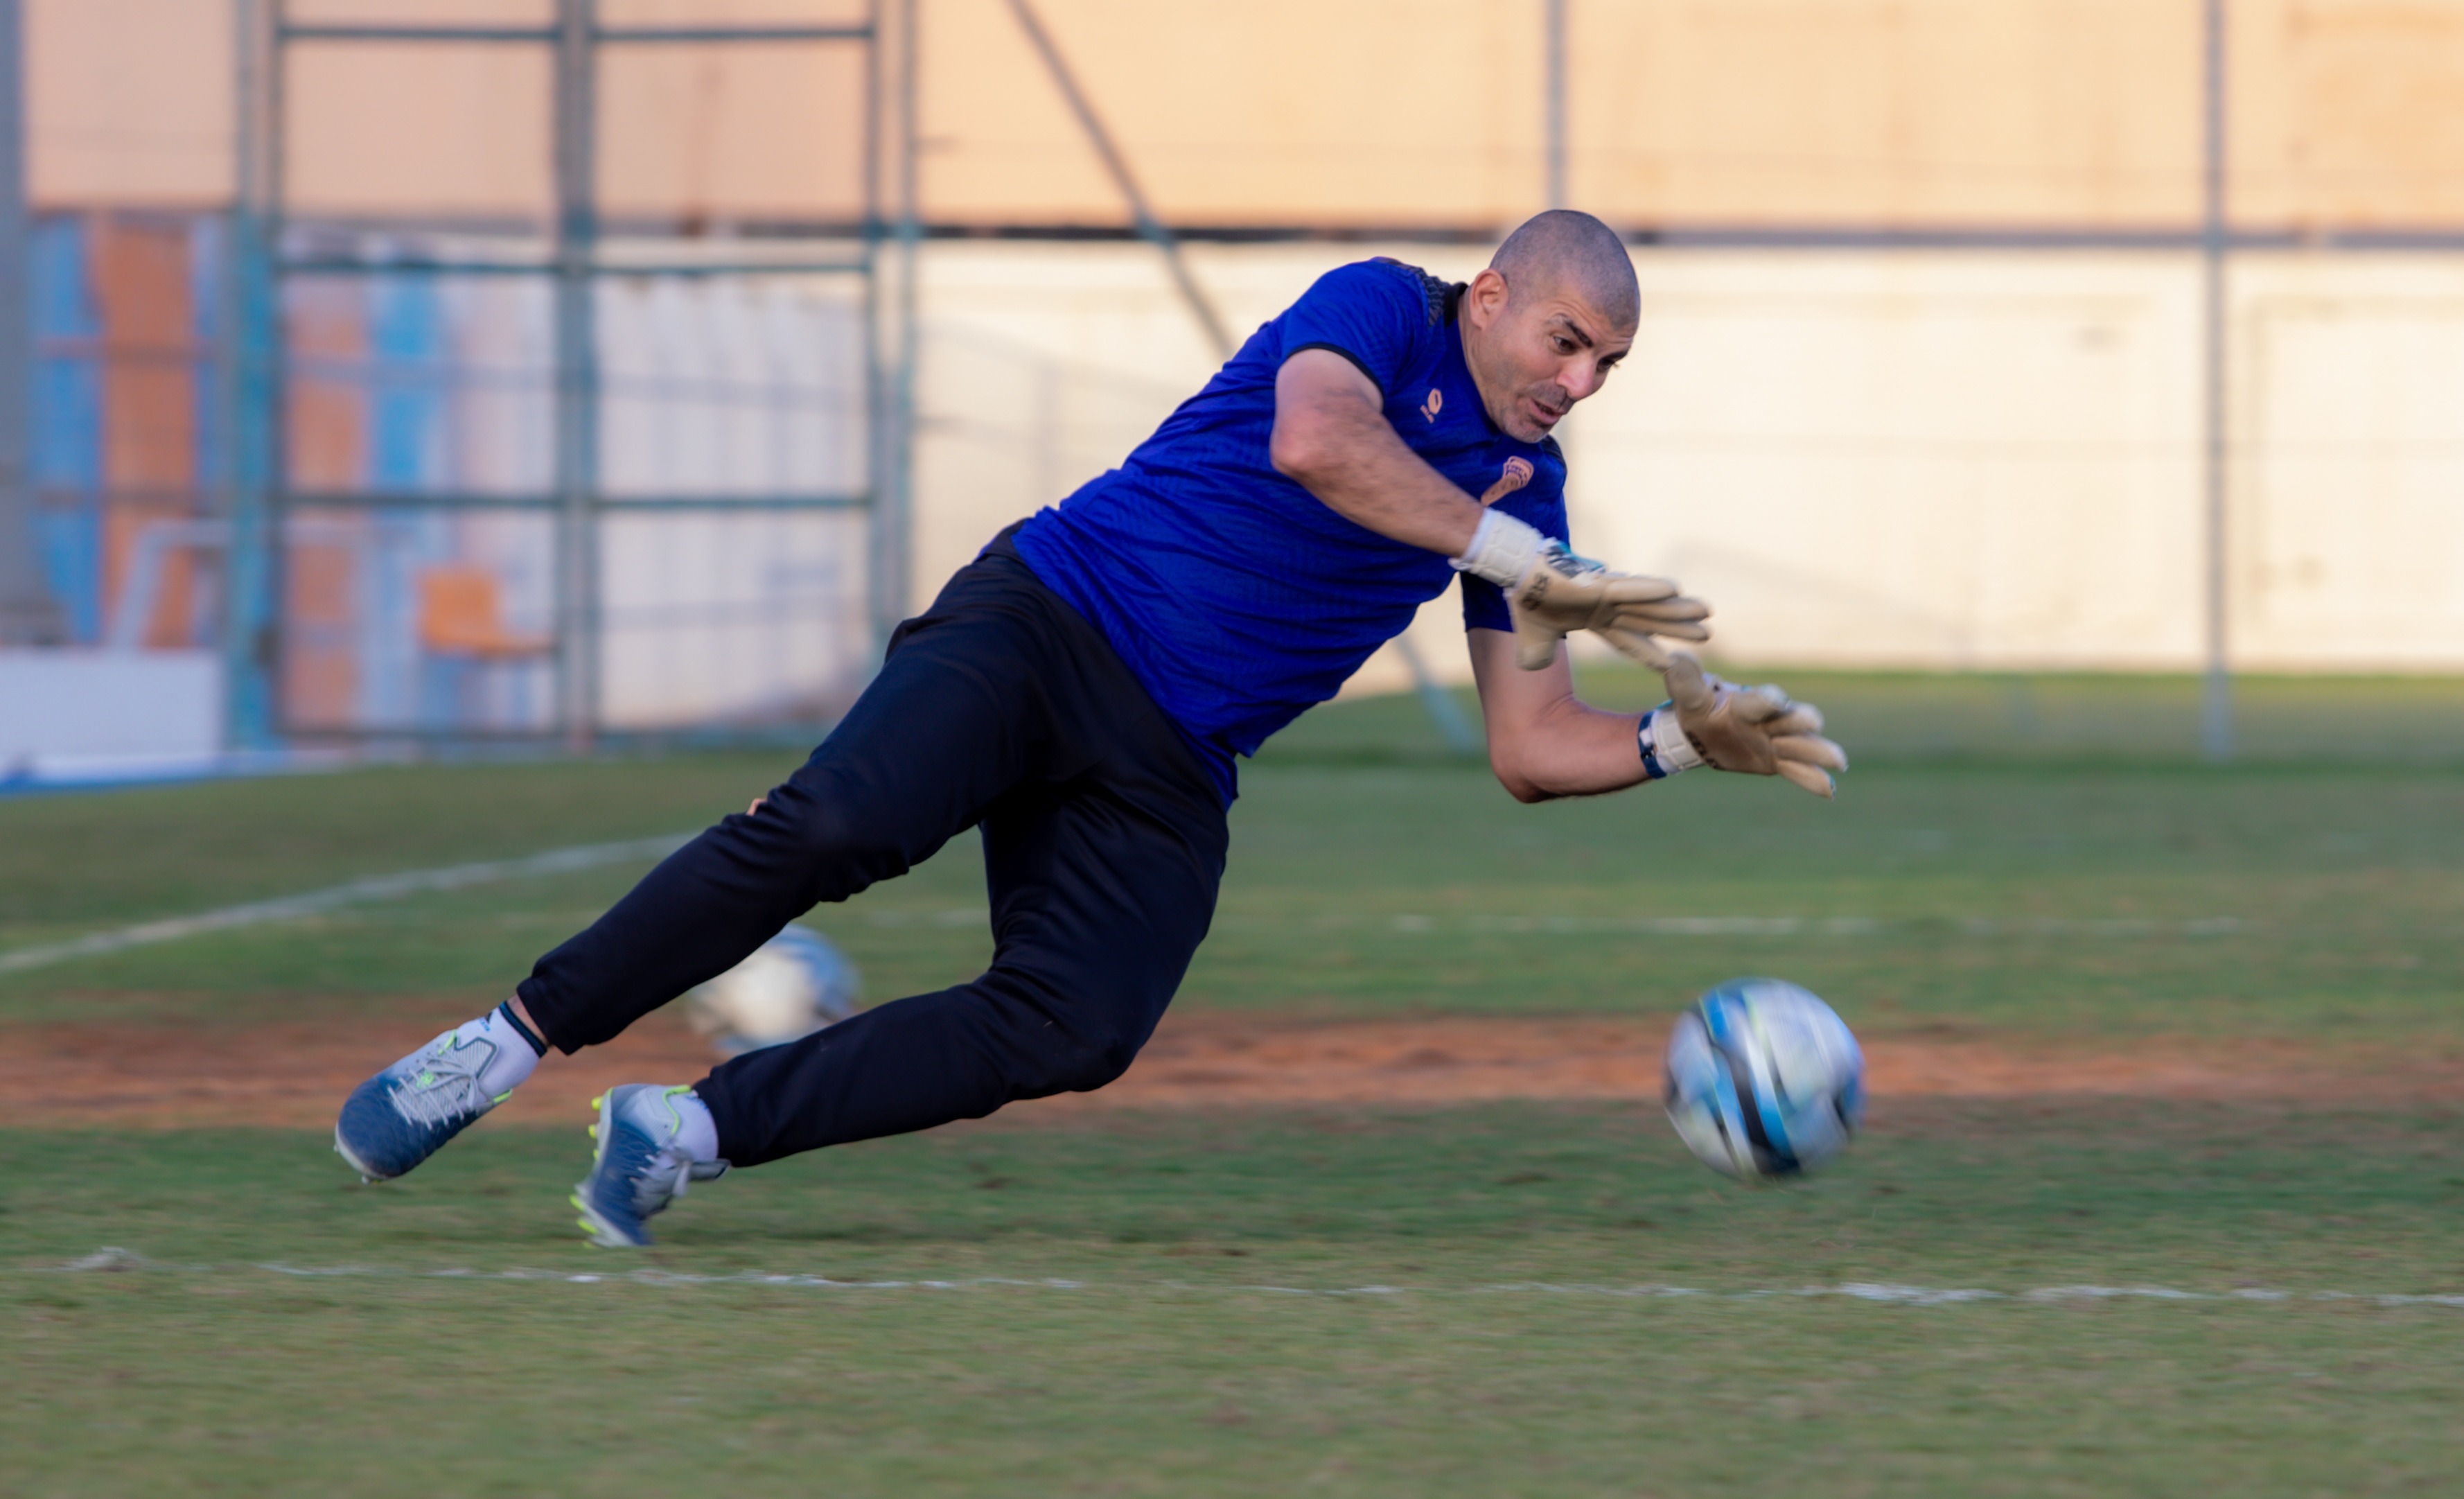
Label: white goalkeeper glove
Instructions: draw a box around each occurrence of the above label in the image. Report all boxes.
[1452,510,1711,671]
[1638,652,1849,798]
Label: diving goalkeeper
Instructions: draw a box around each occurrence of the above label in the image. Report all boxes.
[333,209,1847,1245]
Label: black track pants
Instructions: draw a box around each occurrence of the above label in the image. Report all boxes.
[515,536,1230,1167]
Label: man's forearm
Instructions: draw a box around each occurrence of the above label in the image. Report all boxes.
[1468,629,1655,802]
[1271,351,1485,556]
[1497,698,1653,803]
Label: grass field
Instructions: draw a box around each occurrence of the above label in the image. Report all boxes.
[7,667,2464,1495]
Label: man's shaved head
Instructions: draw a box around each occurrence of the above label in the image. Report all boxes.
[1457,210,1639,439]
[1490,210,1639,328]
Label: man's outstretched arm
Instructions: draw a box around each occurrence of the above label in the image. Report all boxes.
[1271,351,1711,670]
[1471,629,1852,803]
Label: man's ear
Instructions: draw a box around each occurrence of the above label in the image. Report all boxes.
[1464,267,1509,331]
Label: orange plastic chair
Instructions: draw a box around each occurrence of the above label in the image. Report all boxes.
[416,566,552,659]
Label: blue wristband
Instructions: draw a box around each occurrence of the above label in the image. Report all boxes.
[1638,708,1673,780]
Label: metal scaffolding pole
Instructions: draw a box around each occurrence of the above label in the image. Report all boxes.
[220,0,280,744]
[2200,0,2233,762]
[1544,0,1569,209]
[868,0,920,655]
[897,0,920,630]
[553,0,602,751]
[1007,0,1230,360]
[0,0,60,645]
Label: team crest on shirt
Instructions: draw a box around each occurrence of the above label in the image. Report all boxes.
[1420,389,1443,422]
[1479,456,1533,506]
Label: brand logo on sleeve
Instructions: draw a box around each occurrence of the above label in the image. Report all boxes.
[1420,389,1443,422]
[1479,456,1533,507]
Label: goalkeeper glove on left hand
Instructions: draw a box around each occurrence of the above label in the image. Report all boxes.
[1644,652,1849,798]
[1452,510,1711,671]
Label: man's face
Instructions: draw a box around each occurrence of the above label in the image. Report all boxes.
[1460,266,1637,443]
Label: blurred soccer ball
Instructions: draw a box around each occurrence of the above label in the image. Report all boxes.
[1663,978,1864,1182]
[683,925,861,1059]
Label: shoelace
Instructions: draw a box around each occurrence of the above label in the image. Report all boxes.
[388,1038,495,1128]
[630,1147,698,1216]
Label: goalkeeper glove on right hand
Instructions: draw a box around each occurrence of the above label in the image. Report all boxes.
[1643,652,1849,798]
[1452,510,1712,670]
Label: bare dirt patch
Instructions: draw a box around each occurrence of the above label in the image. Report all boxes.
[2,1011,2454,1130]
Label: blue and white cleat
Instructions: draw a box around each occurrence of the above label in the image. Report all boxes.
[334,1029,511,1182]
[571,1085,728,1248]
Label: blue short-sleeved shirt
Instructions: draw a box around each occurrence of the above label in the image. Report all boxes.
[1012,258,1572,803]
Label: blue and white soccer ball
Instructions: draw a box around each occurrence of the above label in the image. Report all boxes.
[682,924,861,1059]
[1664,978,1865,1181]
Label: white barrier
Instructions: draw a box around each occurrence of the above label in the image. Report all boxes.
[0,649,223,780]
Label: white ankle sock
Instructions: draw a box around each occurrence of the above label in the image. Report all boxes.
[441,1008,540,1100]
[670,1089,721,1164]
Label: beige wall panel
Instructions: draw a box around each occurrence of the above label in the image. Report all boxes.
[37,0,2464,231]
[917,0,1118,223]
[1574,0,2203,227]
[921,0,1549,228]
[917,0,2205,229]
[1572,254,2204,669]
[915,245,2219,676]
[285,44,553,219]
[35,0,2464,231]
[2234,256,2464,667]
[2233,1,2464,228]
[912,243,2464,676]
[28,0,234,207]
[906,244,2234,680]
[597,44,868,220]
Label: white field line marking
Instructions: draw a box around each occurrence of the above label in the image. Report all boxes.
[1418,915,2250,938]
[857,911,2254,938]
[0,861,2257,976]
[0,834,691,977]
[35,1250,2464,1307]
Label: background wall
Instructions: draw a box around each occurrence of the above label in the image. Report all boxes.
[16,0,2464,732]
[913,240,2464,685]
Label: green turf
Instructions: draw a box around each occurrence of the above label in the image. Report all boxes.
[6,669,2464,1493]
[10,1105,2464,1496]
[7,672,2463,1040]
[1269,660,2464,769]
[0,748,802,934]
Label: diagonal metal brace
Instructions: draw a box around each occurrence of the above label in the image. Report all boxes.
[1004,0,1233,362]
